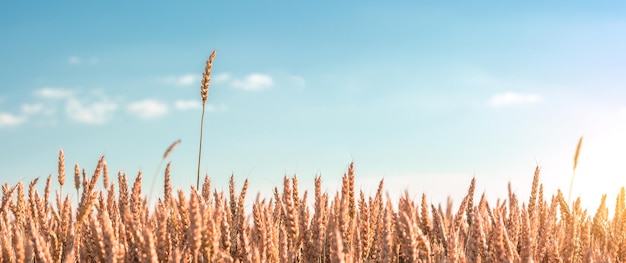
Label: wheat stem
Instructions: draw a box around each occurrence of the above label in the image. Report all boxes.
[197,50,216,189]
[568,136,583,204]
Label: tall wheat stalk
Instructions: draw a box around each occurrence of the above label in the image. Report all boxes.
[198,50,216,189]
[568,136,583,204]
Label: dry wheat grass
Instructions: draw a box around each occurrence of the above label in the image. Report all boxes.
[1,155,625,262]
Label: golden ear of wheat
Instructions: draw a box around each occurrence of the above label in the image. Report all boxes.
[58,149,65,187]
[568,136,584,203]
[163,139,181,159]
[201,50,217,105]
[573,136,583,170]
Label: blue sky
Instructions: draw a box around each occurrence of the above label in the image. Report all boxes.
[1,2,626,209]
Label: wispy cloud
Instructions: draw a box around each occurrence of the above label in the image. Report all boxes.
[34,87,74,99]
[66,97,117,124]
[21,103,55,119]
[127,99,168,119]
[0,113,25,127]
[173,100,226,112]
[67,56,81,64]
[20,103,44,115]
[33,87,117,125]
[488,92,542,107]
[163,74,198,86]
[213,73,231,83]
[174,100,202,110]
[231,73,274,91]
[461,69,552,108]
[184,72,283,91]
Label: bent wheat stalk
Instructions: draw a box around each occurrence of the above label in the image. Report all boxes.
[568,136,583,204]
[149,139,181,200]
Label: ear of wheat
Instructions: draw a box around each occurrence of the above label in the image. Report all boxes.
[568,136,583,204]
[148,139,182,202]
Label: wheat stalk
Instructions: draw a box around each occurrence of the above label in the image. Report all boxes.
[149,139,181,201]
[74,163,80,201]
[568,136,584,204]
[197,50,216,190]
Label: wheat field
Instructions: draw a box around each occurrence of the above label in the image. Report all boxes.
[0,153,624,262]
[1,52,623,262]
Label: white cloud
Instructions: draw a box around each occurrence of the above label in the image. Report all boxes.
[213,73,231,83]
[206,103,227,112]
[176,74,197,86]
[489,92,542,107]
[173,100,226,112]
[66,97,117,124]
[163,74,198,86]
[67,56,81,64]
[170,72,278,91]
[30,87,119,124]
[127,99,169,119]
[35,87,74,99]
[231,73,274,91]
[0,113,25,127]
[174,100,202,110]
[21,103,44,115]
